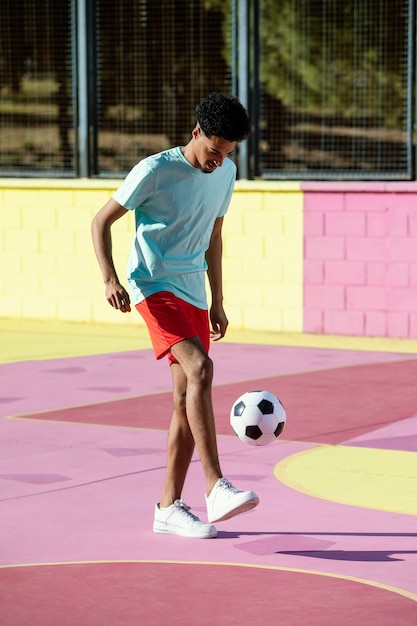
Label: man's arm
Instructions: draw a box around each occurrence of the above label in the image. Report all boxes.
[205,216,228,340]
[91,198,131,312]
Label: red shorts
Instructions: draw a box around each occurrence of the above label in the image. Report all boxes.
[136,291,210,365]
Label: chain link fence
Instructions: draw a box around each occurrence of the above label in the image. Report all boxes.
[0,0,414,179]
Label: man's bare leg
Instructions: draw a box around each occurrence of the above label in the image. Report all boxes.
[157,337,258,528]
[153,353,219,538]
[159,363,196,508]
[160,337,222,504]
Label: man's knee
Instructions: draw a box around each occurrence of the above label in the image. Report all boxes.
[173,387,187,412]
[182,351,213,388]
[170,338,213,385]
[194,352,213,386]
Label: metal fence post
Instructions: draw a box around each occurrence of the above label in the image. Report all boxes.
[238,0,250,179]
[76,0,89,177]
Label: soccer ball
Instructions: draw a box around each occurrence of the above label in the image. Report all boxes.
[230,390,286,446]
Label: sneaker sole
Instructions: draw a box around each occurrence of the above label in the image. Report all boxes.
[153,522,217,539]
[208,496,259,523]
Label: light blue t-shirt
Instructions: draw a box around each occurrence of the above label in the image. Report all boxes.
[113,146,236,309]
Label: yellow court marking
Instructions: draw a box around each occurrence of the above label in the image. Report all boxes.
[0,318,152,363]
[225,328,417,354]
[2,317,417,364]
[1,559,416,603]
[275,445,417,516]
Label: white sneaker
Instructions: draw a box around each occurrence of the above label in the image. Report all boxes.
[205,477,259,523]
[153,499,217,538]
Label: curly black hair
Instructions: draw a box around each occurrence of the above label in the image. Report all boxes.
[195,92,251,142]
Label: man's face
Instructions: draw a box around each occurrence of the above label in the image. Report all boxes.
[192,126,236,173]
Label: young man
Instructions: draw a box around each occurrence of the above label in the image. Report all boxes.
[91,92,259,539]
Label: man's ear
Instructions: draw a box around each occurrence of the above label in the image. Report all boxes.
[192,125,201,140]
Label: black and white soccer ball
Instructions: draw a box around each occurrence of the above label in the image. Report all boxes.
[230,390,286,446]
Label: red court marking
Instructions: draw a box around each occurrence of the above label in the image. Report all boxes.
[17,359,417,444]
[213,358,417,443]
[1,562,416,626]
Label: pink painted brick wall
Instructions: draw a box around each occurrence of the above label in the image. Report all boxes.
[303,183,417,339]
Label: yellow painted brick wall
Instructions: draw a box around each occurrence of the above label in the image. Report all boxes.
[222,182,303,332]
[0,179,303,333]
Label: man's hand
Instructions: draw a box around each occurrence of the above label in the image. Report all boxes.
[105,281,131,313]
[210,303,228,341]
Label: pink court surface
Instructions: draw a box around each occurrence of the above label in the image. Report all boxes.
[1,319,417,625]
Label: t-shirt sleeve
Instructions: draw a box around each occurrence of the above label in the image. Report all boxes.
[217,162,236,217]
[112,159,156,211]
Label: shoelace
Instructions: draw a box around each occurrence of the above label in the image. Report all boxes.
[217,478,239,493]
[173,499,200,522]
